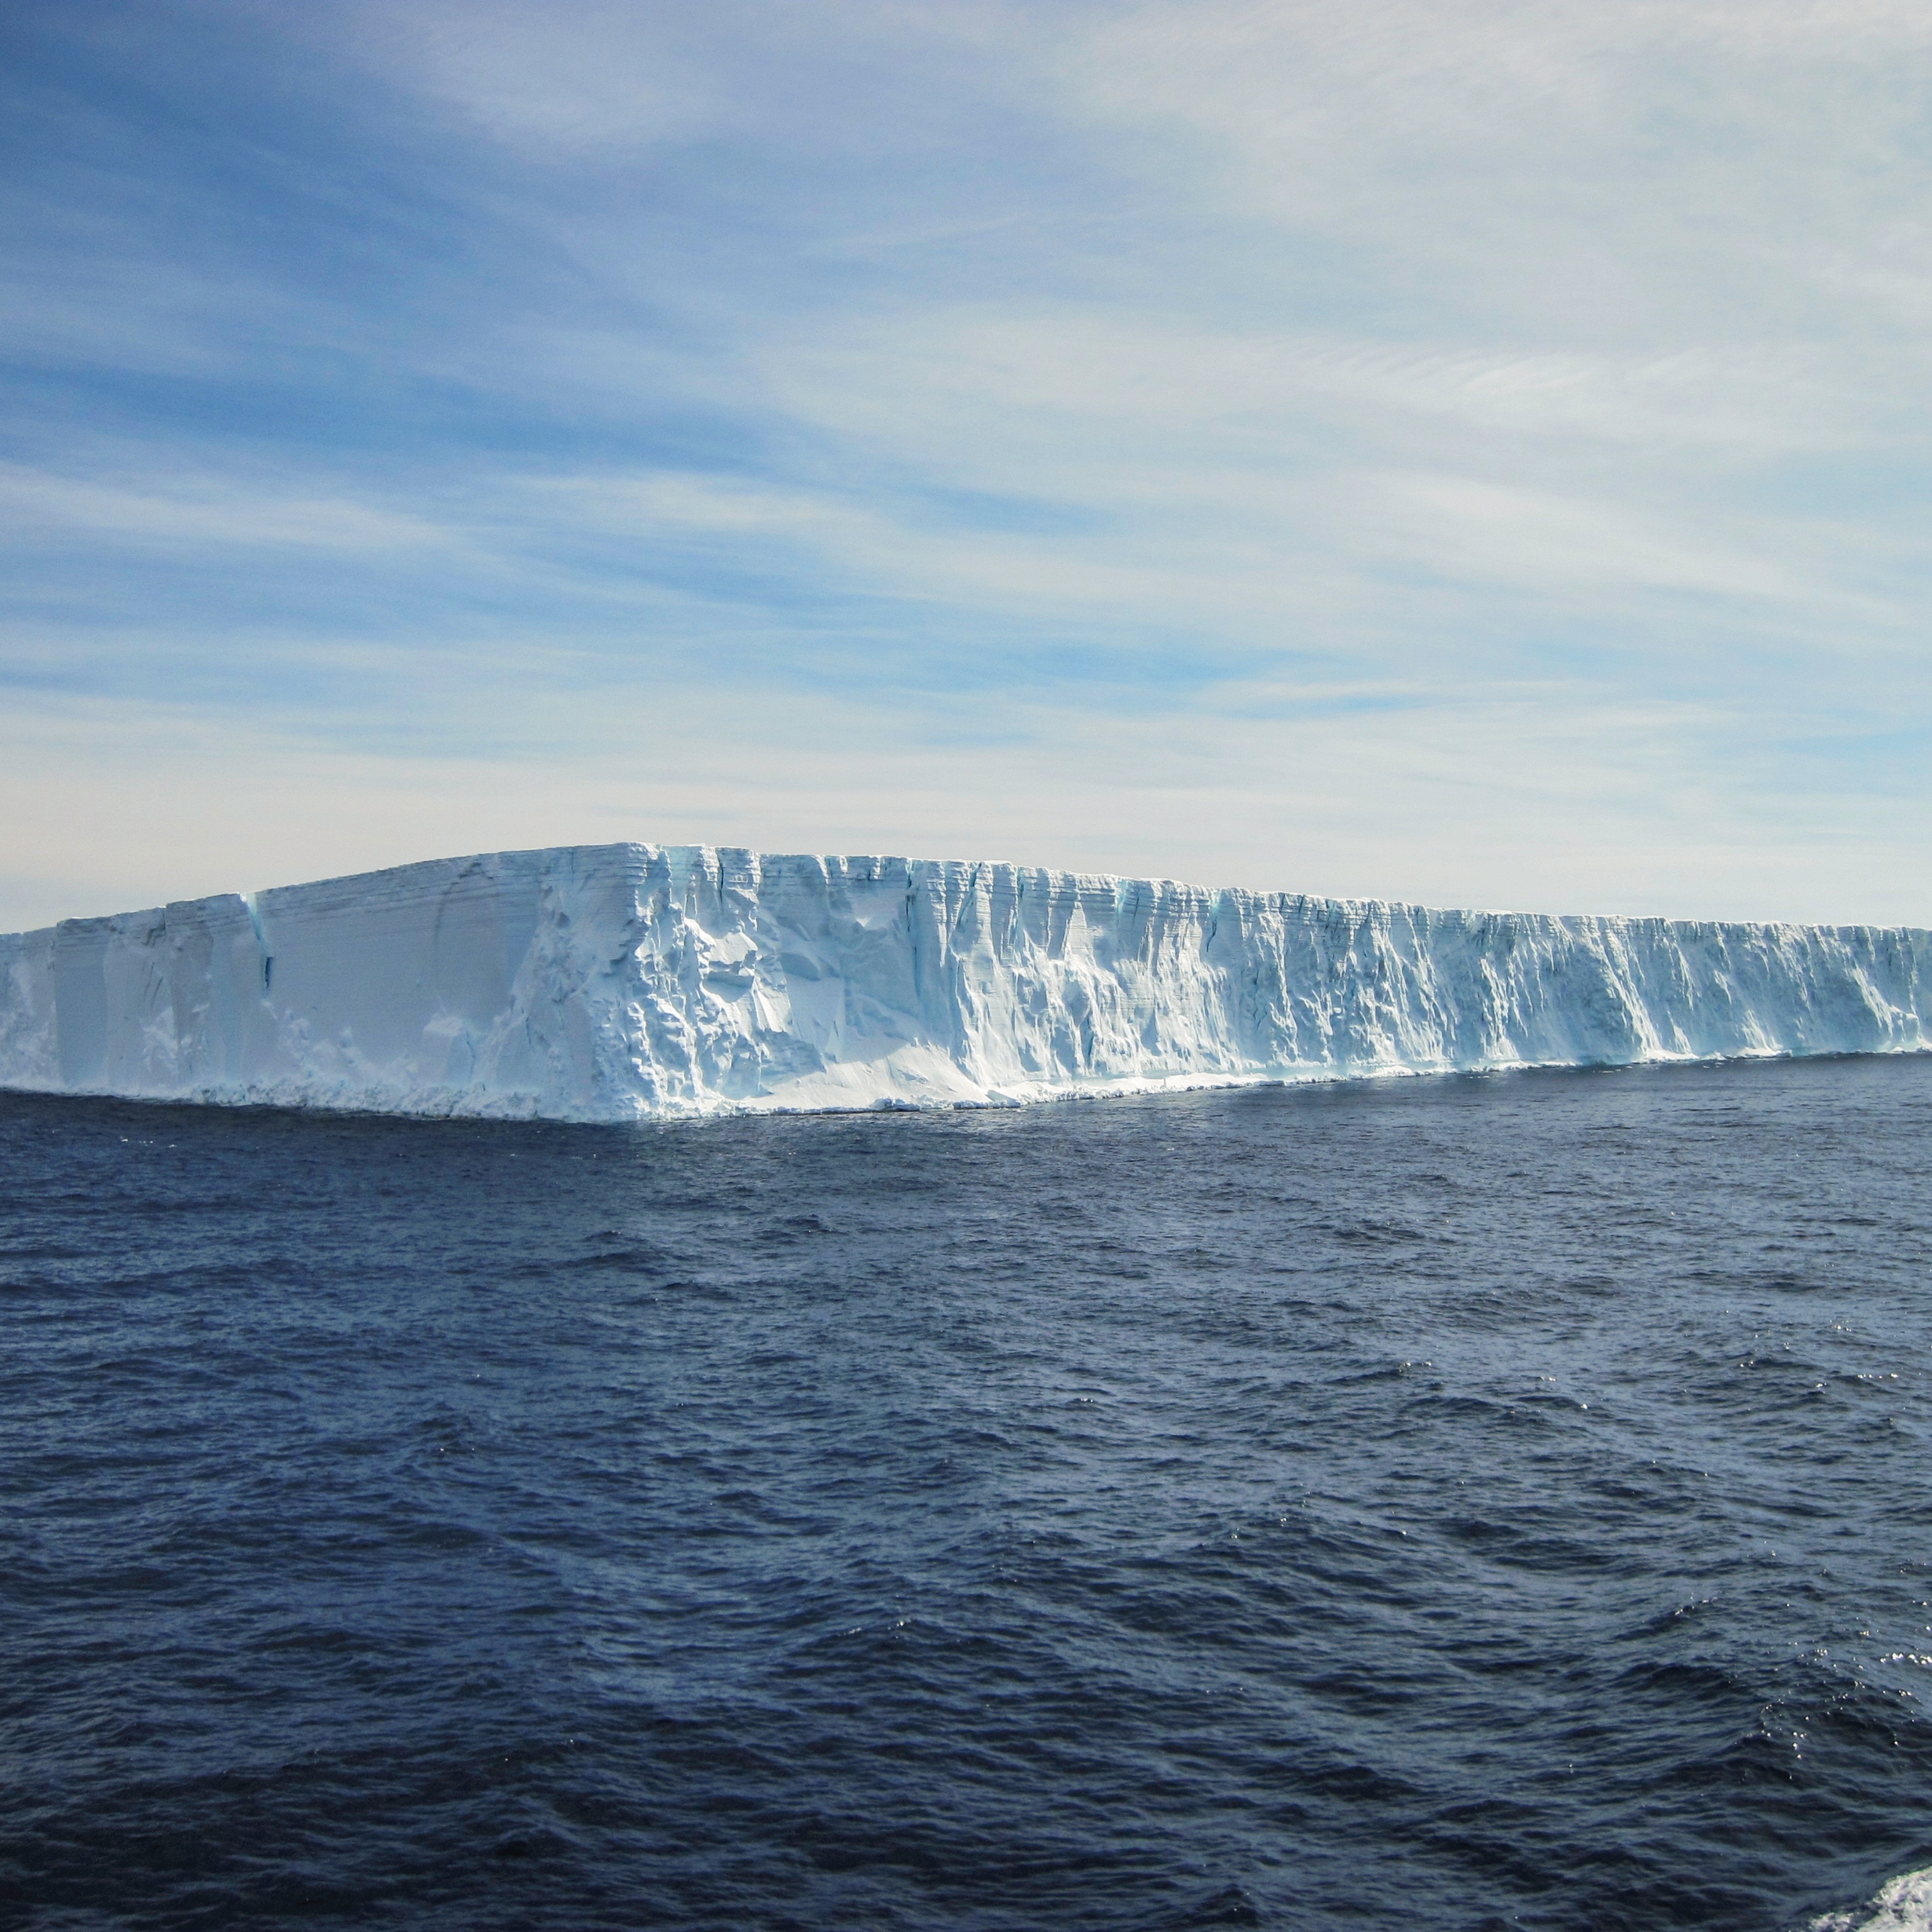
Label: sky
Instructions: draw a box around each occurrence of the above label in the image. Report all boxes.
[3,0,1931,928]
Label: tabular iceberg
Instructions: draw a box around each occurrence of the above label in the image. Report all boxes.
[1,843,1928,1120]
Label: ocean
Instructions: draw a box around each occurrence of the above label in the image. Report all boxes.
[4,1054,1930,1930]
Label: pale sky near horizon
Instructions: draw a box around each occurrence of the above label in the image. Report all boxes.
[4,1,1931,928]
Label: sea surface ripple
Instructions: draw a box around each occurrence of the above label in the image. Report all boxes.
[4,1055,1932,1930]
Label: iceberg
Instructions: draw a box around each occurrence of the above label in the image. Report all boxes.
[1,843,1927,1120]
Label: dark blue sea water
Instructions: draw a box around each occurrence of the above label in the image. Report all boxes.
[5,1056,1932,1931]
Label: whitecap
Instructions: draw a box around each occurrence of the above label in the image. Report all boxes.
[1809,1865,1932,1932]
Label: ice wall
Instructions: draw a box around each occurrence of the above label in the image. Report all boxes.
[2,843,1928,1119]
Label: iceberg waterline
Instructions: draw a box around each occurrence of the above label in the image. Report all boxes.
[1,842,1928,1121]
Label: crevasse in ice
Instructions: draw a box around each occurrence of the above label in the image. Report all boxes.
[1,843,1927,1119]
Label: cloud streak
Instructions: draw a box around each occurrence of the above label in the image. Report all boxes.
[1,0,1928,925]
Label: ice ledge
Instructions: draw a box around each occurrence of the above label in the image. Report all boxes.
[2,842,1927,1122]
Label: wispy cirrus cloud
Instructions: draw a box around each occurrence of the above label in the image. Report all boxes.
[1,0,1929,926]
[0,465,447,552]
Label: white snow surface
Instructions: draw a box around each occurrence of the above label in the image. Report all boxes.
[1,843,1928,1121]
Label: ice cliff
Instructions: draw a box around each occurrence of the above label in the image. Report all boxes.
[1,843,1928,1120]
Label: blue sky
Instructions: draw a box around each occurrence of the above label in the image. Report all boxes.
[4,0,1930,926]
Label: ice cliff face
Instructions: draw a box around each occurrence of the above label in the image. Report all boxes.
[1,843,1928,1120]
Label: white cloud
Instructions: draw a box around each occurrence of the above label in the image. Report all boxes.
[1067,0,1932,338]
[1347,473,1804,599]
[4,662,1924,931]
[363,2,719,157]
[0,465,448,553]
